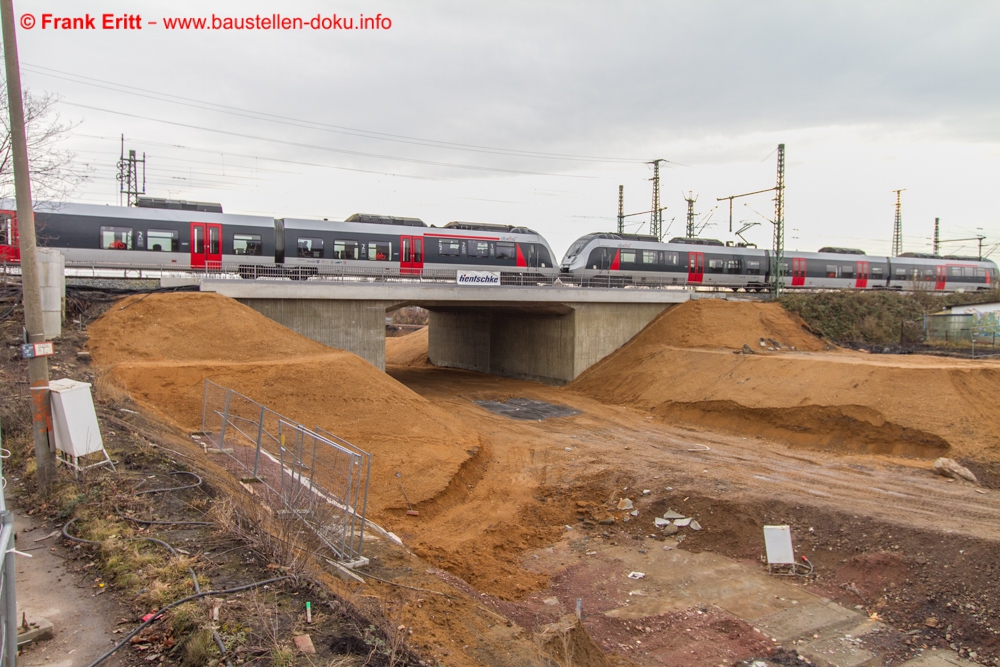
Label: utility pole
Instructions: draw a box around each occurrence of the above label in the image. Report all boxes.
[648,159,665,241]
[683,191,698,238]
[2,0,56,494]
[933,217,940,256]
[891,188,905,256]
[117,136,146,207]
[617,185,624,234]
[771,143,785,299]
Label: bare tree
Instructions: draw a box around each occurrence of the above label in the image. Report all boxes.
[0,84,86,202]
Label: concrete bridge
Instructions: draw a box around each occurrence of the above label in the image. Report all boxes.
[194,280,690,384]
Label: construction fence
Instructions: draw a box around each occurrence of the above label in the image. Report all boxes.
[200,381,371,565]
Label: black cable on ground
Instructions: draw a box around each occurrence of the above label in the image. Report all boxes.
[85,576,295,667]
[134,470,203,495]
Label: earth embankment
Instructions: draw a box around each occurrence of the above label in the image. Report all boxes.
[568,299,1000,459]
[86,292,478,516]
[386,326,430,367]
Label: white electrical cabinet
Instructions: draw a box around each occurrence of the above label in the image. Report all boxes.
[49,378,114,477]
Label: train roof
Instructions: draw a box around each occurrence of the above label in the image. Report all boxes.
[898,252,941,259]
[443,221,540,235]
[136,197,223,213]
[817,246,866,255]
[343,213,426,227]
[668,237,725,247]
[23,200,271,227]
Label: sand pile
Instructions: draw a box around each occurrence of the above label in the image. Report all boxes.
[570,300,1000,459]
[386,327,430,367]
[87,293,478,516]
[633,299,829,352]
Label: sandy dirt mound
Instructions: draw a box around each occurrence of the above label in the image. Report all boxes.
[386,326,430,367]
[642,299,830,351]
[570,301,1000,459]
[88,293,477,516]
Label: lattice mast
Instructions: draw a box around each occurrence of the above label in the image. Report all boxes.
[684,191,698,238]
[771,143,785,299]
[648,159,665,241]
[933,217,940,255]
[117,134,146,207]
[617,185,625,234]
[891,188,905,256]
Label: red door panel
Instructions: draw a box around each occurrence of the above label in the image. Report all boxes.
[791,258,806,287]
[855,261,869,289]
[935,265,947,291]
[0,210,19,262]
[190,222,222,270]
[687,252,704,284]
[400,235,424,275]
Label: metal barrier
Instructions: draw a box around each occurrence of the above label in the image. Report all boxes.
[200,381,371,565]
[0,427,17,667]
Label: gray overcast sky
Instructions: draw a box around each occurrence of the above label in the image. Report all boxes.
[12,0,1000,258]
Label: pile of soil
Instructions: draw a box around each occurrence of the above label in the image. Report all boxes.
[87,293,478,517]
[386,326,430,367]
[569,300,1000,459]
[645,299,830,351]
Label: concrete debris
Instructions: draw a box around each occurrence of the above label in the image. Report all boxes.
[293,634,316,654]
[653,517,671,527]
[676,534,686,543]
[933,458,978,484]
[689,520,702,531]
[630,510,639,516]
[662,510,685,519]
[661,524,679,536]
[759,338,766,347]
[674,517,692,527]
[627,571,645,580]
[642,489,651,495]
[925,617,940,628]
[543,597,560,606]
[617,498,634,510]
[741,344,755,355]
[565,447,573,452]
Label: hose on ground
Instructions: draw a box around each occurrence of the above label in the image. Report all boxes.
[134,470,203,495]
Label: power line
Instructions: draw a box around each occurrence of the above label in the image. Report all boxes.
[25,62,643,164]
[62,101,601,179]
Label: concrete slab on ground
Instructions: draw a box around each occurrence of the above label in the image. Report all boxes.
[898,649,983,666]
[794,617,884,667]
[754,600,859,642]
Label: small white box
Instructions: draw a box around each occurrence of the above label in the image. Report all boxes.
[49,379,114,477]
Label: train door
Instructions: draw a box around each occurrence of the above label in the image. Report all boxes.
[399,235,424,275]
[855,260,869,289]
[935,265,947,291]
[525,243,538,268]
[0,210,18,262]
[190,222,223,270]
[791,258,807,287]
[687,252,704,284]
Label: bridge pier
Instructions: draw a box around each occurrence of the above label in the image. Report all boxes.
[427,302,671,384]
[237,298,398,371]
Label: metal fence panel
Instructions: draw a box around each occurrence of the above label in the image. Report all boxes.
[200,380,371,564]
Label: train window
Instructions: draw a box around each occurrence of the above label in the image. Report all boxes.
[147,229,179,252]
[439,239,461,256]
[297,237,324,258]
[949,266,963,277]
[895,267,906,278]
[495,242,516,260]
[0,213,11,245]
[661,251,678,266]
[976,268,987,278]
[726,260,742,274]
[233,233,262,256]
[368,241,390,261]
[641,250,657,264]
[871,266,884,277]
[707,259,724,272]
[841,265,854,277]
[333,240,359,260]
[780,262,791,277]
[100,226,133,250]
[922,269,934,280]
[826,264,839,278]
[468,240,490,257]
[621,250,637,264]
[747,260,760,275]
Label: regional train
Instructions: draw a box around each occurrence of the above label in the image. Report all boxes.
[559,233,999,291]
[0,199,559,281]
[0,198,995,292]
